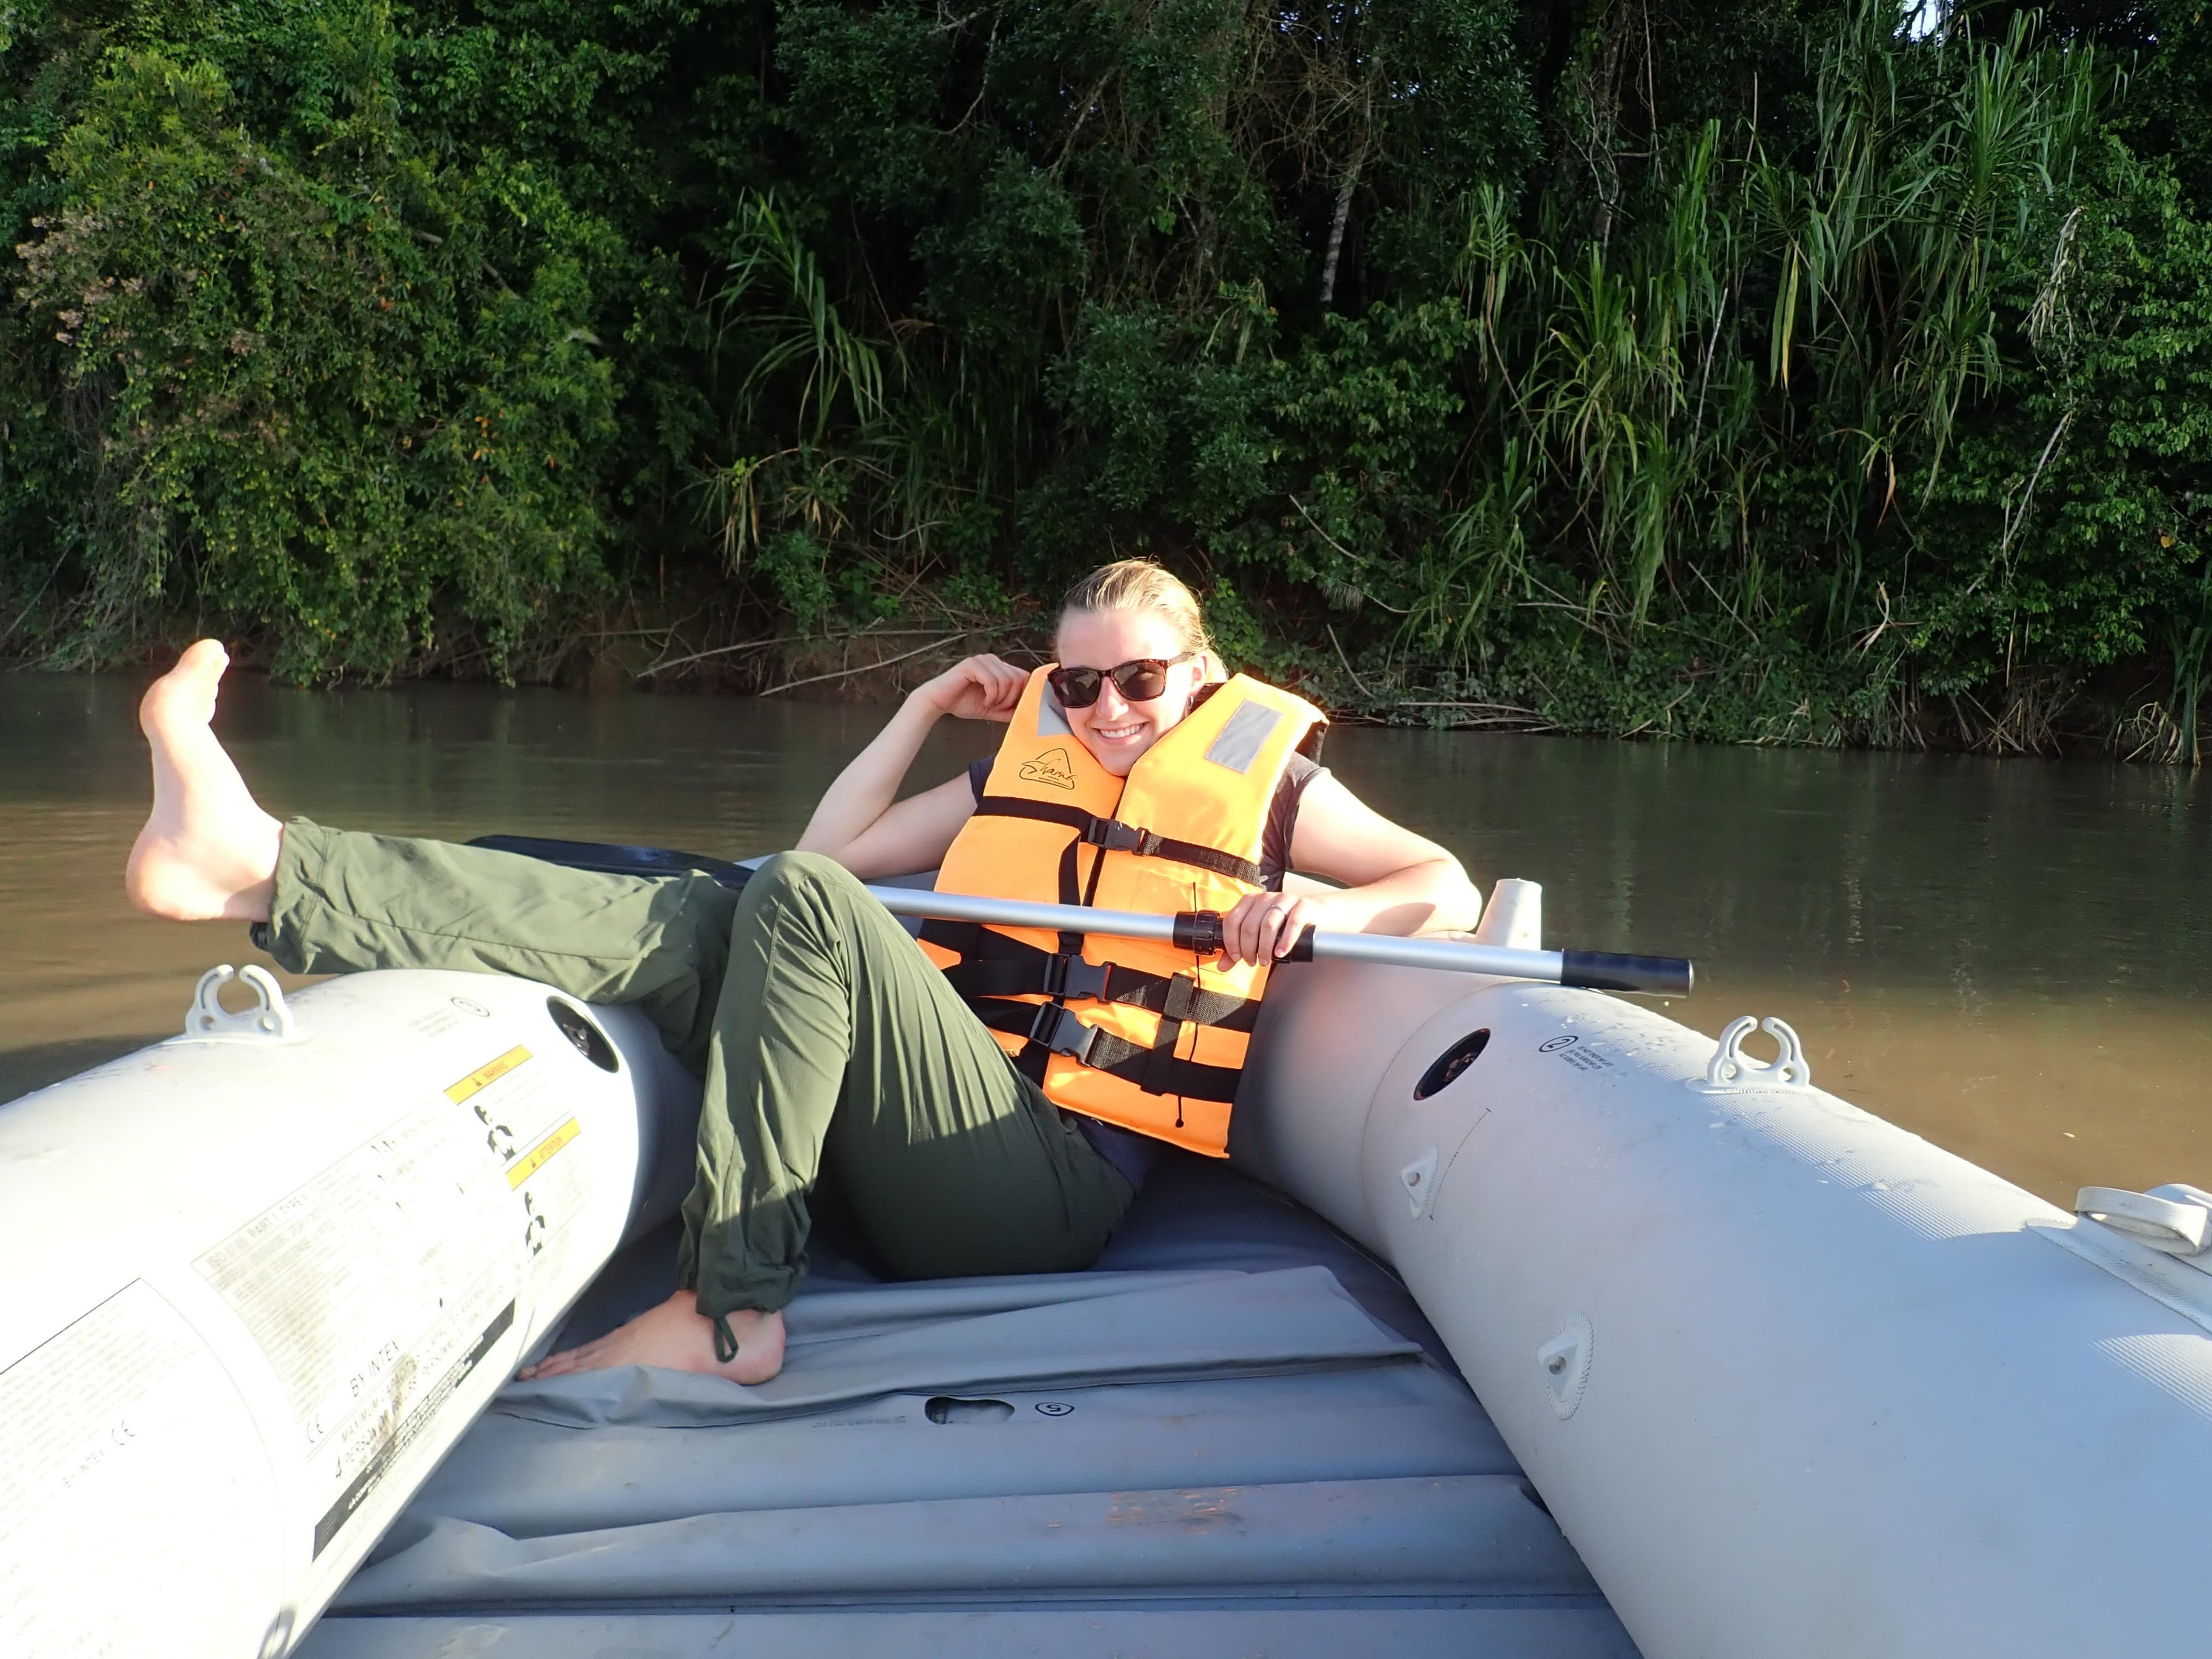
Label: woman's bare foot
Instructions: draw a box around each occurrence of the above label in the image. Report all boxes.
[517,1290,786,1386]
[125,641,283,923]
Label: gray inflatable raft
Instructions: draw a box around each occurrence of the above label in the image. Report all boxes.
[10,871,2209,1658]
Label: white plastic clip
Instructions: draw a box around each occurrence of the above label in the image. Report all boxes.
[181,965,299,1044]
[1538,1313,1594,1419]
[1400,1147,1440,1219]
[1692,1015,1812,1092]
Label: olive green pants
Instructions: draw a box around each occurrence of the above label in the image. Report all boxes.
[256,824,1133,1317]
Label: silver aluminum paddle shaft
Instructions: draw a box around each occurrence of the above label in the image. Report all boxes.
[459,839,1692,996]
[863,885,1693,996]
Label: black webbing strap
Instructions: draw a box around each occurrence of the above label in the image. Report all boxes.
[922,923,1257,1032]
[1145,1009,1189,1119]
[968,999,1243,1104]
[1161,971,1253,1029]
[919,918,986,956]
[1147,974,1251,1109]
[973,796,1265,889]
[1053,836,1083,929]
[1036,827,1088,1080]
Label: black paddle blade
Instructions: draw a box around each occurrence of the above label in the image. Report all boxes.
[468,835,754,890]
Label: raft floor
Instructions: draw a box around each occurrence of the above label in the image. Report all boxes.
[302,1156,1639,1658]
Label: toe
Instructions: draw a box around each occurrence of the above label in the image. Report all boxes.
[179,639,230,677]
[523,1347,581,1380]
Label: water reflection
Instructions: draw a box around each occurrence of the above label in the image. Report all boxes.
[3,669,2206,1206]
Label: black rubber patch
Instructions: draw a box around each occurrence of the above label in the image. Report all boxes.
[1414,1029,1490,1100]
[546,997,619,1073]
[926,1396,1016,1424]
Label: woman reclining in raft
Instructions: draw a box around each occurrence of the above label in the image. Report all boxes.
[125,558,1480,1385]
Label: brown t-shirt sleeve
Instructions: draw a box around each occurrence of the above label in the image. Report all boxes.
[1263,755,1325,889]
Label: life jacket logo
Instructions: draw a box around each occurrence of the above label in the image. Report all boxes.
[1019,747,1080,790]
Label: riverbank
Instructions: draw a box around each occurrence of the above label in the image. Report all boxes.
[19,586,2180,765]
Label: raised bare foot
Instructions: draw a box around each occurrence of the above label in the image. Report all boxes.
[517,1290,786,1386]
[125,641,283,923]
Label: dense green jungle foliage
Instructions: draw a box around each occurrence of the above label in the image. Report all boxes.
[3,0,2210,757]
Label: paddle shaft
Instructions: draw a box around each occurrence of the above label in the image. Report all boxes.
[869,885,1692,995]
[467,835,1694,996]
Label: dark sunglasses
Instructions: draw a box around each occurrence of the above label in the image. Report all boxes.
[1047,651,1199,708]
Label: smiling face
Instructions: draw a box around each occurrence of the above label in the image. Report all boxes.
[1054,606,1215,777]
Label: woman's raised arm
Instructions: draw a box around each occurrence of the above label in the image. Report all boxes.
[795,654,1028,879]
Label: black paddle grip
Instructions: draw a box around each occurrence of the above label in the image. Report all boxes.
[1559,949,1694,996]
[1168,912,1317,962]
[1171,910,1225,954]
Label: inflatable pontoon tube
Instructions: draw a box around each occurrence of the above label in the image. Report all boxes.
[1238,886,2212,1658]
[0,968,698,1659]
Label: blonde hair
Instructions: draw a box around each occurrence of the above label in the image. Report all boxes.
[1058,559,1213,656]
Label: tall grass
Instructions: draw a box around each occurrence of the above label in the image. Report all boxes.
[1408,1,2107,710]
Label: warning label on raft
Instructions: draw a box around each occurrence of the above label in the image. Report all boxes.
[446,1044,531,1105]
[509,1117,582,1189]
[0,1281,284,1657]
[310,1296,515,1556]
[454,1039,596,1286]
[194,1097,522,1558]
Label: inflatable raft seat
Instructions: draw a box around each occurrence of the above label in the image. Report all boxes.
[301,1155,1641,1658]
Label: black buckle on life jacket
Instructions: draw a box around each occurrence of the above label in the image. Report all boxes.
[1082,816,1162,857]
[1041,953,1112,1001]
[1027,1003,1100,1062]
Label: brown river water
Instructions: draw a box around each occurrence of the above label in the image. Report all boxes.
[3,668,2207,1209]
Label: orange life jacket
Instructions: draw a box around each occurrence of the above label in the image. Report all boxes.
[921,667,1325,1156]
